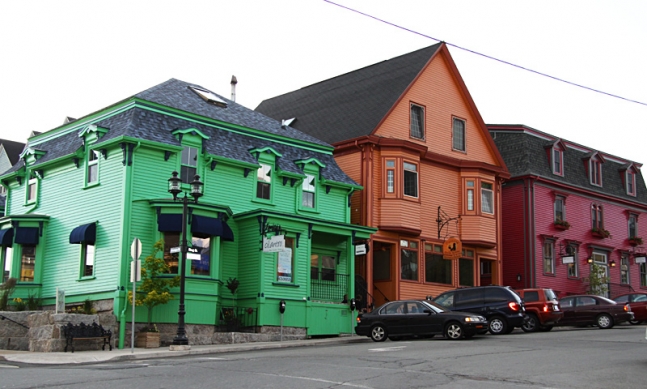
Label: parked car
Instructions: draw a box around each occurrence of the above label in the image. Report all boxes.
[613,293,647,324]
[432,286,526,335]
[558,295,633,329]
[516,288,563,332]
[355,300,488,342]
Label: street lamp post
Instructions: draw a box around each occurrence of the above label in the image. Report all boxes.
[168,171,203,346]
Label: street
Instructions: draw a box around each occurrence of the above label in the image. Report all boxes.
[2,325,647,389]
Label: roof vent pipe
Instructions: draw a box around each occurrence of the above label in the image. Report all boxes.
[230,75,238,102]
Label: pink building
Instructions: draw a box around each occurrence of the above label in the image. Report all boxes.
[489,125,647,298]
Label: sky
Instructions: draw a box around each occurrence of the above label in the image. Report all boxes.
[1,0,646,163]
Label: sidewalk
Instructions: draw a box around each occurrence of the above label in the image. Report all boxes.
[0,336,368,365]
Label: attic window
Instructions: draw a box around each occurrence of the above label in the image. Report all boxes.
[189,86,227,108]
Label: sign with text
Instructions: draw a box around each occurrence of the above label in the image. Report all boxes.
[443,237,462,260]
[187,247,201,261]
[263,235,285,253]
[277,247,293,283]
[355,244,367,256]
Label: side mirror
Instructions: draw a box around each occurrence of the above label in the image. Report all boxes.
[423,309,432,315]
[279,300,286,314]
[350,298,356,311]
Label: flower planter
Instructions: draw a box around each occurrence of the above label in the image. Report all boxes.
[629,238,643,247]
[591,229,610,239]
[135,331,160,348]
[554,223,570,231]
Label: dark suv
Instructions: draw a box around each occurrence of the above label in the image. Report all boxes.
[432,286,526,335]
[516,288,563,332]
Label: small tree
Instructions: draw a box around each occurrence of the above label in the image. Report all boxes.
[128,240,180,330]
[586,263,609,296]
[0,278,17,311]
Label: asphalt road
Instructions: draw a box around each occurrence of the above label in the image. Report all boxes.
[2,325,647,389]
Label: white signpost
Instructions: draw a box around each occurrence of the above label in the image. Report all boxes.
[130,238,142,354]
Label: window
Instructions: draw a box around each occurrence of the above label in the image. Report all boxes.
[180,146,198,184]
[591,204,604,230]
[424,244,451,284]
[0,184,6,196]
[621,254,629,284]
[627,170,636,195]
[81,243,95,277]
[552,147,563,175]
[590,158,602,186]
[311,253,336,281]
[163,232,180,274]
[87,150,99,185]
[481,182,493,214]
[191,236,210,276]
[459,258,474,286]
[629,214,638,238]
[20,245,36,282]
[302,174,315,208]
[554,196,565,222]
[27,176,37,203]
[567,245,578,277]
[452,118,465,151]
[480,261,492,276]
[641,263,647,287]
[466,181,474,211]
[256,163,272,200]
[410,104,424,139]
[386,160,395,193]
[543,241,554,274]
[2,246,12,283]
[403,162,418,198]
[277,237,294,283]
[400,240,418,281]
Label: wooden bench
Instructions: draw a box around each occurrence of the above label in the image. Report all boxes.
[63,322,112,353]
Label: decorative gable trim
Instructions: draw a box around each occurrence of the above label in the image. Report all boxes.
[249,146,282,160]
[19,147,46,165]
[172,127,210,141]
[78,124,109,140]
[294,158,326,170]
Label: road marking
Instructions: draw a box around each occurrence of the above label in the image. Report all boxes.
[258,372,374,388]
[368,346,407,352]
[0,364,18,369]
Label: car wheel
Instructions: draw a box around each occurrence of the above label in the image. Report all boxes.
[538,325,553,332]
[488,316,509,335]
[370,325,388,342]
[522,314,539,333]
[445,322,464,340]
[597,314,614,329]
[629,320,643,325]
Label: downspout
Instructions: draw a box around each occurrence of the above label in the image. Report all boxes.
[117,142,140,348]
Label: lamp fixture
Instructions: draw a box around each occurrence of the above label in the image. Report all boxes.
[516,273,522,282]
[587,257,593,264]
[609,260,616,267]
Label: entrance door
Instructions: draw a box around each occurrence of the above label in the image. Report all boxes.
[373,242,395,307]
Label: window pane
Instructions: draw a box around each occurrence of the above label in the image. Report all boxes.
[84,244,95,277]
[28,181,37,201]
[20,245,36,282]
[88,164,98,184]
[163,232,180,274]
[467,189,474,211]
[543,242,554,274]
[555,198,564,221]
[181,146,198,166]
[387,170,394,193]
[452,118,465,151]
[553,149,561,173]
[425,253,452,284]
[410,105,424,139]
[191,237,210,276]
[277,238,294,283]
[257,164,272,199]
[3,247,12,283]
[180,166,197,184]
[302,192,314,208]
[403,163,418,197]
[481,183,493,214]
[401,249,418,281]
[459,258,473,286]
[629,215,637,238]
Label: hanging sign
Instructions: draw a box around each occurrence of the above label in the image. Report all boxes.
[263,235,285,252]
[355,243,368,256]
[443,237,462,260]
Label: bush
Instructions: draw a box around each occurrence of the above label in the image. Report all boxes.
[0,278,17,311]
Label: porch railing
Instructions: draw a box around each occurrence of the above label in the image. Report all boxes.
[311,272,349,302]
[218,306,257,331]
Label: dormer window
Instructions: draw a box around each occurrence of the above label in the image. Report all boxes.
[189,86,227,108]
[181,146,198,184]
[87,150,99,185]
[302,174,315,208]
[256,163,272,200]
[552,147,563,175]
[590,158,602,186]
[626,170,636,196]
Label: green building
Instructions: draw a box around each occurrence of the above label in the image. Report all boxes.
[0,79,374,347]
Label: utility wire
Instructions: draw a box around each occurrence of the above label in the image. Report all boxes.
[324,0,647,107]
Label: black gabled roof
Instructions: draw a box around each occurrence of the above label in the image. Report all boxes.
[0,139,26,165]
[255,44,443,144]
[489,125,647,204]
[0,79,356,186]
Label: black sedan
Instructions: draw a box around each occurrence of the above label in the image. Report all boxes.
[355,300,488,342]
[558,295,634,329]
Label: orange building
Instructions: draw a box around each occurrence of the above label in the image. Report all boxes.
[257,43,509,309]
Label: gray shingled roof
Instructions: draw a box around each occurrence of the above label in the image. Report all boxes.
[0,139,26,165]
[255,44,442,144]
[490,128,647,204]
[0,79,356,186]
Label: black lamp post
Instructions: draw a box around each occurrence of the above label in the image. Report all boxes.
[168,170,203,346]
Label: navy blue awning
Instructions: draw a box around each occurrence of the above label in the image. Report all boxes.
[191,215,234,241]
[69,223,96,244]
[157,214,182,232]
[14,227,39,245]
[0,228,13,246]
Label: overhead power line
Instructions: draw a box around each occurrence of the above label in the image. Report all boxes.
[324,0,647,107]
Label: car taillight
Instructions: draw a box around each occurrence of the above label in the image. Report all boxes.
[509,302,520,311]
[625,304,631,312]
[543,304,549,312]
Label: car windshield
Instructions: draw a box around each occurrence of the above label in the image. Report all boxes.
[421,300,449,313]
[544,289,557,300]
